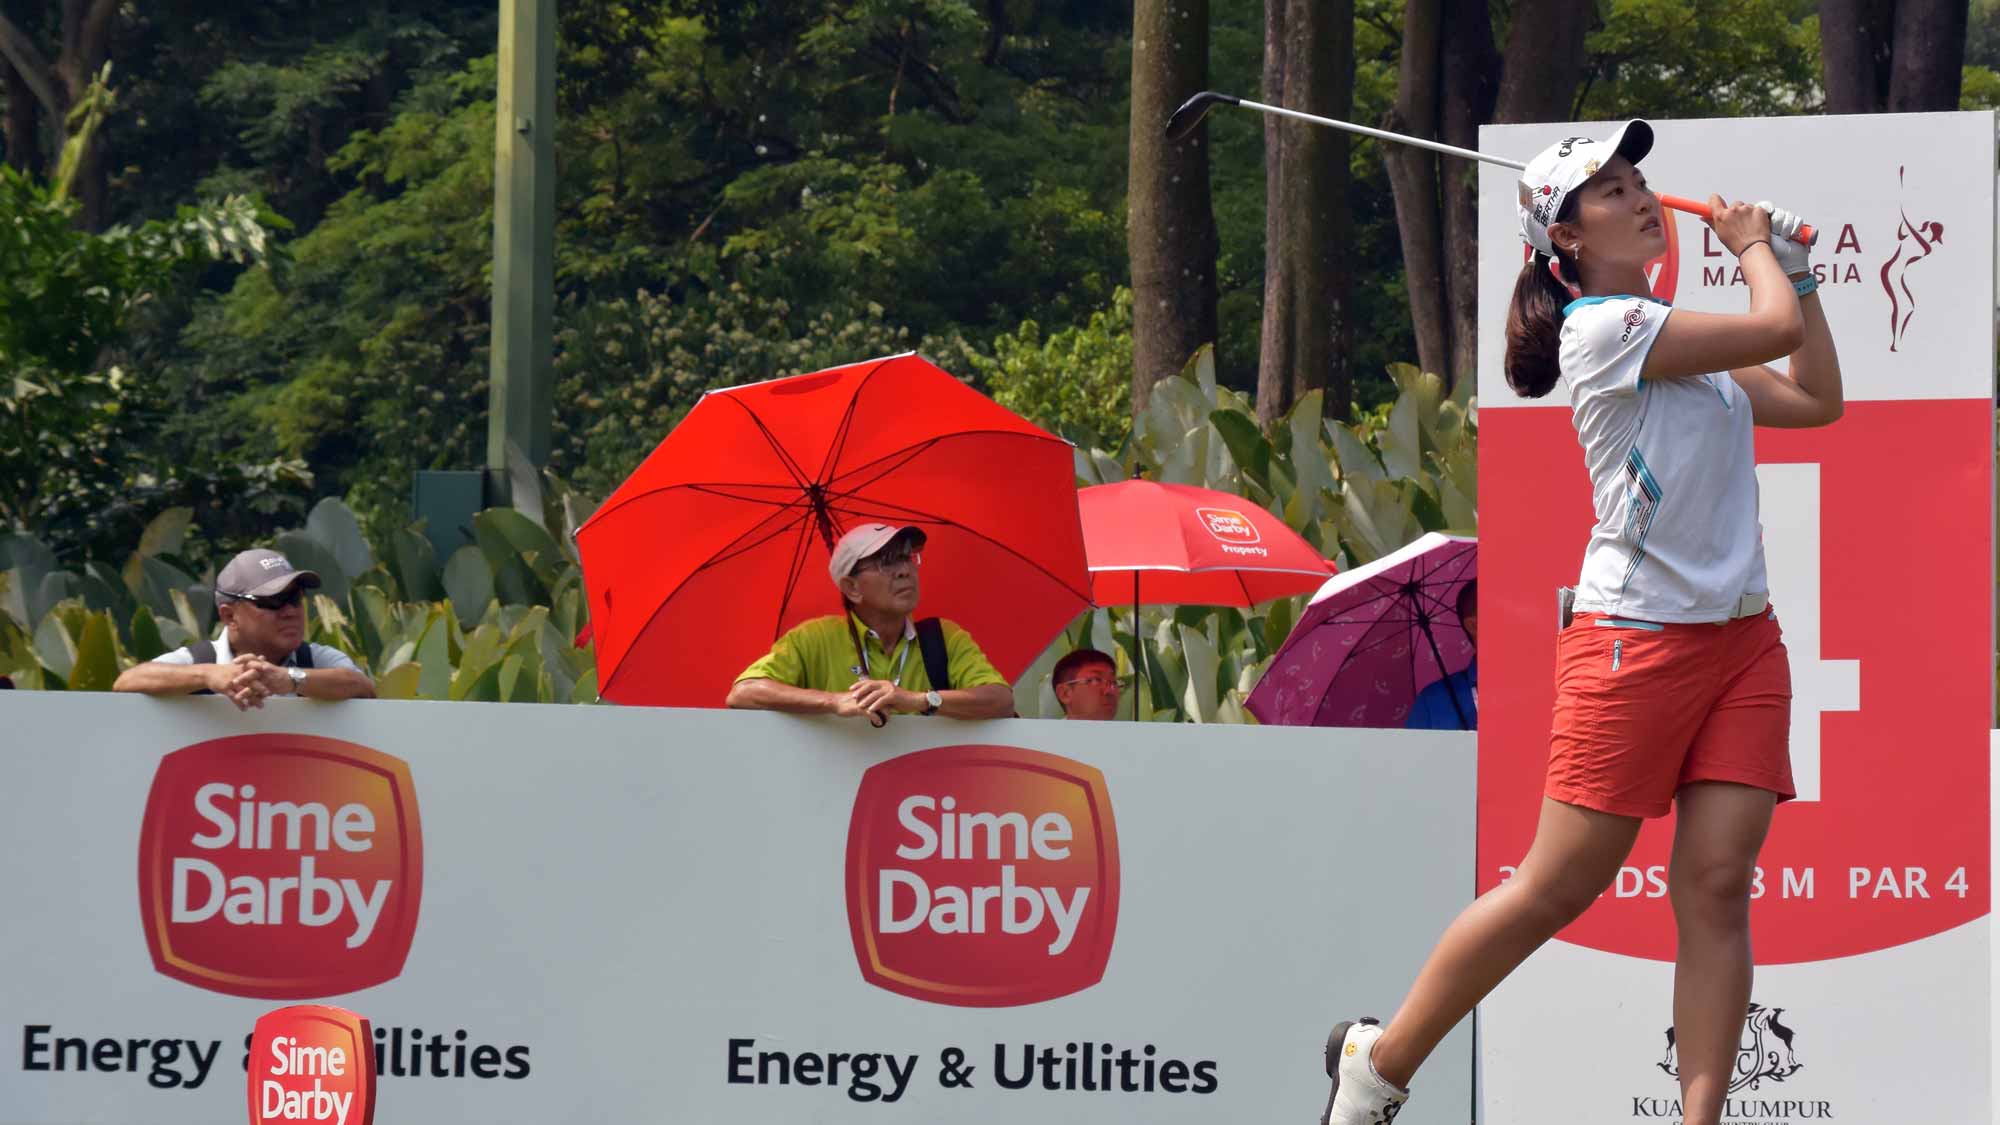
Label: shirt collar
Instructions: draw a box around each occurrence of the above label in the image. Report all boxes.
[848,612,915,646]
[1562,293,1672,317]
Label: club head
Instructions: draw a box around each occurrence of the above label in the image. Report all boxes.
[1163,91,1240,141]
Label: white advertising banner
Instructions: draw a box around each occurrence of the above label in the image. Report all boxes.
[0,693,1476,1123]
[1476,112,1996,1123]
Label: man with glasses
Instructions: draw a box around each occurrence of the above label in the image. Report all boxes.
[1051,648,1124,720]
[727,523,1014,725]
[114,549,375,709]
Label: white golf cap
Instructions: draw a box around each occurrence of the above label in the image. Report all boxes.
[1517,120,1654,257]
[828,523,926,581]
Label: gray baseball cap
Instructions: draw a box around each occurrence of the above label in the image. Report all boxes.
[827,524,926,581]
[215,549,322,600]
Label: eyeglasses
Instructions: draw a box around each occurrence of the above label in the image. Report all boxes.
[222,587,306,611]
[852,548,922,575]
[1058,675,1127,690]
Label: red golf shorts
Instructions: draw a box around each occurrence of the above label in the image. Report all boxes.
[1545,608,1793,818]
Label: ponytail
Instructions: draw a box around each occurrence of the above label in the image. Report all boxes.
[1503,248,1580,398]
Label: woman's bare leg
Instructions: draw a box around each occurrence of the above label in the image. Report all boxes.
[1667,781,1775,1125]
[1369,797,1643,1087]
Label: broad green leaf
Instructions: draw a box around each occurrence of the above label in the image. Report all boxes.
[274,531,350,604]
[130,605,166,661]
[34,612,76,680]
[69,613,120,691]
[375,662,422,700]
[443,547,494,629]
[389,528,444,602]
[132,556,197,619]
[123,506,193,591]
[412,612,452,700]
[1382,391,1424,481]
[1209,408,1271,487]
[305,497,376,582]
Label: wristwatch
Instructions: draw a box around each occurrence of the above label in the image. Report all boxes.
[287,667,308,694]
[922,690,942,716]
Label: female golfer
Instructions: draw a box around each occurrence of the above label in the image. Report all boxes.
[1321,121,1842,1125]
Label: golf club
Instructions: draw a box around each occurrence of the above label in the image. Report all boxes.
[1165,91,1817,245]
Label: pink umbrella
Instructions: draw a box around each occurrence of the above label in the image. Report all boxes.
[1246,532,1476,728]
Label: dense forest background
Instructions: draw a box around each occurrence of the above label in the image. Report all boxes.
[1,0,1993,565]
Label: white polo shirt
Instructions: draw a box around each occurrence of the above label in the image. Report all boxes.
[152,631,366,676]
[1560,295,1768,623]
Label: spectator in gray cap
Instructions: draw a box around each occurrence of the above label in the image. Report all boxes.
[727,523,1014,725]
[113,548,375,709]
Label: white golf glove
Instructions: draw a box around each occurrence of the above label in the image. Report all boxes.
[1756,201,1812,277]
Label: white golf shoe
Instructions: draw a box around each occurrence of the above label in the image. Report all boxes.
[1319,1018,1409,1125]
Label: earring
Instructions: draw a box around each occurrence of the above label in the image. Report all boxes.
[1571,243,1584,259]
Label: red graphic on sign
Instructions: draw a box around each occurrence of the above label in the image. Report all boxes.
[249,1005,375,1125]
[1194,507,1261,546]
[845,744,1119,1006]
[1479,401,1989,963]
[1881,166,1945,352]
[139,735,423,998]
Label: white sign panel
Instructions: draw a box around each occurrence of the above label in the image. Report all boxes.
[0,694,1476,1124]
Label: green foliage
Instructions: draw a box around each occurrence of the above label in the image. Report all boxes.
[1577,0,1820,118]
[1014,345,1476,723]
[973,287,1133,449]
[0,153,280,546]
[0,489,597,704]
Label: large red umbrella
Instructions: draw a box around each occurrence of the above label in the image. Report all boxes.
[575,353,1091,708]
[1079,480,1334,606]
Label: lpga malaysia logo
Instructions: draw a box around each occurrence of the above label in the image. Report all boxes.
[250,1005,375,1125]
[1690,164,1945,352]
[139,735,423,998]
[1636,1004,1826,1121]
[845,745,1119,1006]
[1195,506,1269,558]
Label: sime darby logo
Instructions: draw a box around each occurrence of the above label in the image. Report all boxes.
[845,745,1119,1007]
[1194,507,1261,546]
[139,735,423,998]
[249,1005,376,1125]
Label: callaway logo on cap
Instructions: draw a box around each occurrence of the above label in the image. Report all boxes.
[1516,119,1654,256]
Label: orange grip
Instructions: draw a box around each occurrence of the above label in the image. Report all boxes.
[1659,193,1816,247]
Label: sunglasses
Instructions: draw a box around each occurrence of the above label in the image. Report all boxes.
[223,587,306,611]
[1058,674,1128,690]
[852,548,922,575]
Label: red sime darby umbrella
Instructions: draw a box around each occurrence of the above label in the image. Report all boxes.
[574,353,1092,708]
[1078,479,1335,717]
[1079,480,1335,607]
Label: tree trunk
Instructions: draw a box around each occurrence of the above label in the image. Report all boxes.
[1383,0,1589,389]
[1819,0,1895,112]
[1436,0,1496,389]
[1888,0,1968,110]
[2,58,38,173]
[1128,0,1219,413]
[1382,0,1448,382]
[1257,0,1355,423]
[1493,0,1589,124]
[0,0,116,225]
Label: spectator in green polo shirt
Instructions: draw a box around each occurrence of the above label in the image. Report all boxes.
[726,523,1016,725]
